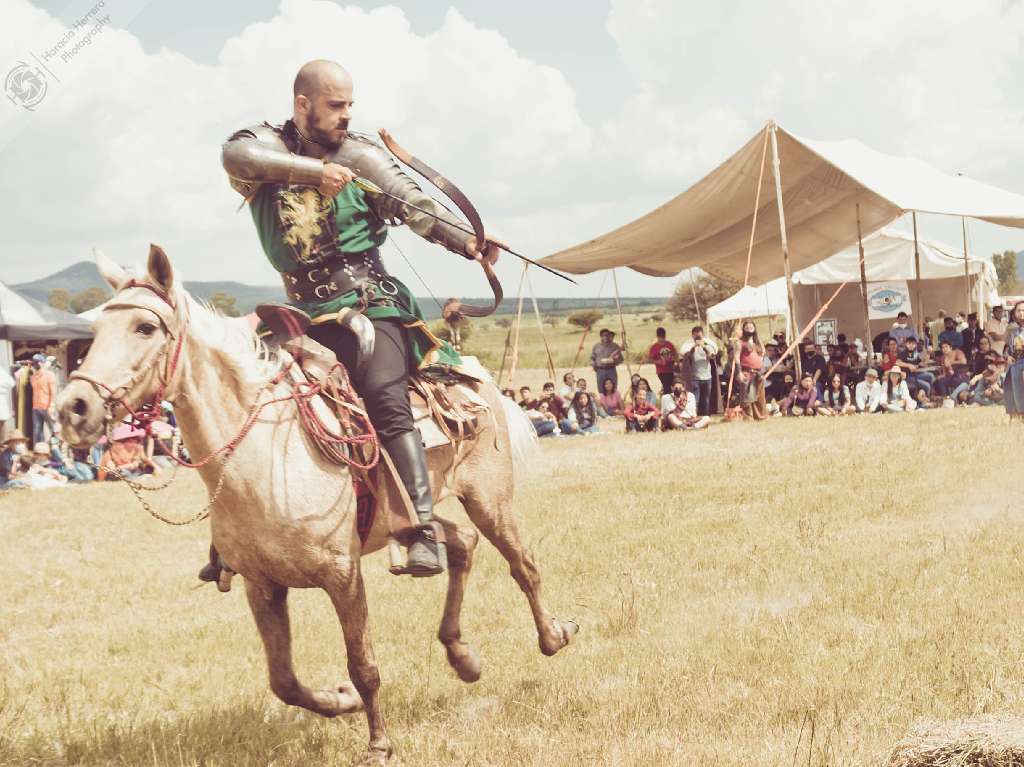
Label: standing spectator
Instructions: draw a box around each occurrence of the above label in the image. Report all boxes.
[855,368,883,413]
[800,342,828,389]
[662,381,710,431]
[896,336,935,399]
[679,326,720,417]
[928,311,948,350]
[647,327,678,394]
[890,312,919,349]
[985,305,1008,354]
[567,392,600,434]
[598,377,624,417]
[0,364,13,443]
[962,313,983,353]
[819,373,854,415]
[1003,302,1024,418]
[938,316,964,350]
[590,328,624,395]
[0,428,29,489]
[29,354,57,445]
[733,320,768,420]
[781,373,822,416]
[882,369,917,412]
[955,312,968,332]
[624,379,660,432]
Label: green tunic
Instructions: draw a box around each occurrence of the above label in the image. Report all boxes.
[248,182,460,368]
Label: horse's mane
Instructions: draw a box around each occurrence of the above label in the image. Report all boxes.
[178,291,282,385]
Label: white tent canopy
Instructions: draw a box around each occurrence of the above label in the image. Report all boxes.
[542,123,1024,285]
[707,281,788,325]
[0,282,93,342]
[706,227,999,331]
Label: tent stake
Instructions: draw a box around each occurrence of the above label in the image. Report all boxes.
[611,268,632,377]
[912,212,924,339]
[856,202,872,367]
[768,122,802,378]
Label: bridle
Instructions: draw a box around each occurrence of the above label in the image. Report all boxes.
[69,279,188,435]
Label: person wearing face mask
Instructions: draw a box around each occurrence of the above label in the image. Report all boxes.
[889,311,919,350]
[0,429,29,490]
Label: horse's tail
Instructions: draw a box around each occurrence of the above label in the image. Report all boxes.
[499,392,538,479]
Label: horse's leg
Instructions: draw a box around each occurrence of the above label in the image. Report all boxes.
[323,568,393,766]
[244,579,364,717]
[457,485,578,657]
[435,515,482,682]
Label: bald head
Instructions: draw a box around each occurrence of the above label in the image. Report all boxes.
[293,59,351,99]
[292,60,354,152]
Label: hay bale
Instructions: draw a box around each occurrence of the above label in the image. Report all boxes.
[887,716,1024,766]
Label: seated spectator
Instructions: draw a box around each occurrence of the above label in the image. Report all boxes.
[882,368,918,412]
[517,386,536,410]
[598,377,624,417]
[986,305,1008,355]
[972,336,1000,375]
[567,392,600,434]
[970,363,1004,406]
[624,379,660,432]
[855,368,883,413]
[524,400,558,437]
[52,440,94,482]
[827,344,849,382]
[98,424,157,480]
[781,372,823,416]
[819,373,854,415]
[0,429,29,490]
[962,312,982,352]
[880,337,900,374]
[800,342,828,389]
[557,372,576,399]
[896,336,935,399]
[846,341,863,369]
[935,341,971,404]
[938,316,964,350]
[147,418,178,471]
[662,380,710,431]
[539,381,577,435]
[24,442,68,489]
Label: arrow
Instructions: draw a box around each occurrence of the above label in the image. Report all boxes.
[353,177,578,285]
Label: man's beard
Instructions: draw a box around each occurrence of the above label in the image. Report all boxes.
[307,112,350,149]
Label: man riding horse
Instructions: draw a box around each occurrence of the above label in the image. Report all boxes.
[202,59,501,581]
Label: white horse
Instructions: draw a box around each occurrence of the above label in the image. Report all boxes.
[57,245,577,766]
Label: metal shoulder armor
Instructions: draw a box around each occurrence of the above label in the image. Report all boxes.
[221,122,324,198]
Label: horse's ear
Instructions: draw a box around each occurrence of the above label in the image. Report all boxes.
[94,248,127,291]
[146,244,174,293]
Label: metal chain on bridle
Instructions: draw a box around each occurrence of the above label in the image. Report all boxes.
[70,280,379,525]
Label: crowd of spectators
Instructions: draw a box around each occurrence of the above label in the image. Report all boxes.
[502,299,1024,436]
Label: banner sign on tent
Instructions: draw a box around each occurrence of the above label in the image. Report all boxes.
[814,319,838,346]
[867,280,911,319]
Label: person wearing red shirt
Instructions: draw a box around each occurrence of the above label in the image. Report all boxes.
[624,379,661,432]
[647,327,678,394]
[880,337,900,373]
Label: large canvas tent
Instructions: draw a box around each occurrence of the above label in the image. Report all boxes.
[542,123,1024,286]
[706,228,999,335]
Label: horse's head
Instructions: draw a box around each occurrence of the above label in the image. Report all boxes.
[58,244,186,447]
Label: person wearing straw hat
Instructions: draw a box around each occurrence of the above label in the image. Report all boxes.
[0,428,29,489]
[23,442,67,488]
[881,368,918,413]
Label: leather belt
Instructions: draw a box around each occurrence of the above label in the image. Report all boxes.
[280,248,397,304]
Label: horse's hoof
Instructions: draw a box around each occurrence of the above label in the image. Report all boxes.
[446,643,482,683]
[354,744,393,766]
[331,682,364,715]
[539,618,579,656]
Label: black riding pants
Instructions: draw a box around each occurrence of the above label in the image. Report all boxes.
[307,317,415,443]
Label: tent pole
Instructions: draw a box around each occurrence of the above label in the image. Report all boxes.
[688,268,703,326]
[768,122,801,378]
[612,268,632,376]
[507,262,529,386]
[497,264,529,387]
[526,269,558,381]
[856,201,872,366]
[961,216,971,319]
[912,212,924,338]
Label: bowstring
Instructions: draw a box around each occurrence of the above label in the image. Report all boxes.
[387,233,445,313]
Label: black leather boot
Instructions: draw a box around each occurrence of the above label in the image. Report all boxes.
[384,430,446,577]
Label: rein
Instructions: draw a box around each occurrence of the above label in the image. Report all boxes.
[72,280,380,525]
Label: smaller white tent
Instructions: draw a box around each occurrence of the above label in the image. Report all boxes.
[0,283,93,342]
[707,281,789,325]
[706,228,999,332]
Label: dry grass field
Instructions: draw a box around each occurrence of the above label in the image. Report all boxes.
[3,313,1024,766]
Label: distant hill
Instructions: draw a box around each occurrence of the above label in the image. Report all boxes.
[10,261,666,319]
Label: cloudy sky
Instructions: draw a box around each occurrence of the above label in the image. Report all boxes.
[2,0,1024,298]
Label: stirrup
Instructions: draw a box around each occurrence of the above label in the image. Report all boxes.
[387,522,448,577]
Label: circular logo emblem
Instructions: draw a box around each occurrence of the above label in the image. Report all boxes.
[5,61,47,111]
